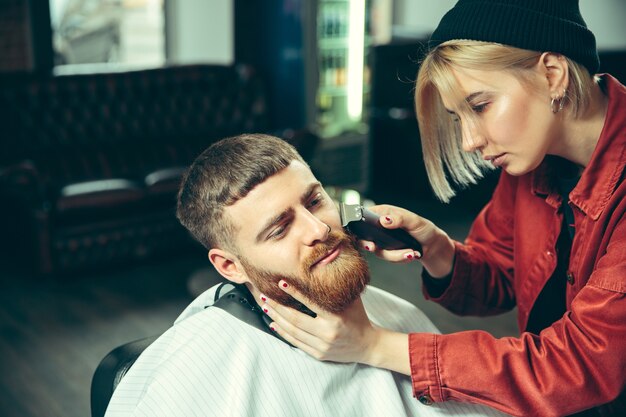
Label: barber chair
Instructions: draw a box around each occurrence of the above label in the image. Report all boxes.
[91,336,157,417]
[90,188,371,416]
[90,282,271,417]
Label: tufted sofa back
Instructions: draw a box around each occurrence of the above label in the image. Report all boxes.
[0,65,270,186]
[0,64,280,274]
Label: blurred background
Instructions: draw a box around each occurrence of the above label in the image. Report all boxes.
[0,1,625,416]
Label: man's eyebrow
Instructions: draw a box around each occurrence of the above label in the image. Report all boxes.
[444,92,484,114]
[255,208,293,243]
[300,182,321,204]
[254,182,321,243]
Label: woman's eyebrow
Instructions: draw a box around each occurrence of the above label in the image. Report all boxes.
[445,92,486,114]
[465,91,486,103]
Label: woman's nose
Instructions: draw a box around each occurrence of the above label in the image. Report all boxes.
[461,121,486,153]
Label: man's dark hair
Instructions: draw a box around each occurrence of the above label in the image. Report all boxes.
[176,133,307,251]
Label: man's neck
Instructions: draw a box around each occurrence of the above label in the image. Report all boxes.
[246,282,265,307]
[244,282,317,317]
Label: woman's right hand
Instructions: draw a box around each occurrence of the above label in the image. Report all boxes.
[361,204,456,278]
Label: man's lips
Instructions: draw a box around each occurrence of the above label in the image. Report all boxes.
[311,243,342,269]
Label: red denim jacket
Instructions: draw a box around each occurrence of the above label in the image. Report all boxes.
[409,75,626,417]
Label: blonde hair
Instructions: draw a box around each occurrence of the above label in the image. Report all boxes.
[415,40,596,202]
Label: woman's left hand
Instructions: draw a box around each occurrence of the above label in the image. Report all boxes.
[261,279,379,364]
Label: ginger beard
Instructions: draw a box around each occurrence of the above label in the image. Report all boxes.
[239,229,370,314]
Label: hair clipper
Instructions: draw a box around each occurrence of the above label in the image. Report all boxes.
[339,203,422,253]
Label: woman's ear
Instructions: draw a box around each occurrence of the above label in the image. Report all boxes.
[208,248,248,284]
[538,52,570,98]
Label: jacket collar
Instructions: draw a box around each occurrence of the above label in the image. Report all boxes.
[531,74,626,220]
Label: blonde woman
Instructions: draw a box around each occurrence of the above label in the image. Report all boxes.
[263,1,626,416]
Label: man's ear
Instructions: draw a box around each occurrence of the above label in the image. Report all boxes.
[538,52,569,98]
[208,248,248,284]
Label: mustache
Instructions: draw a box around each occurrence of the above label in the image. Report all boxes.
[304,229,354,270]
[240,225,369,314]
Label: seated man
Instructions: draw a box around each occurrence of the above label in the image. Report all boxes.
[105,134,507,417]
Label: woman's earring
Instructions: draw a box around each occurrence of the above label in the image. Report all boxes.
[550,96,564,114]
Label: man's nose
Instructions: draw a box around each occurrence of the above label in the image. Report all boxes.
[300,210,330,246]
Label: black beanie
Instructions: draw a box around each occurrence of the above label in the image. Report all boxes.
[429,0,600,74]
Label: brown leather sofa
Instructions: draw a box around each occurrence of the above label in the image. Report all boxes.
[0,64,316,275]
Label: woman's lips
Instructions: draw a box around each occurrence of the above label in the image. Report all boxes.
[486,153,507,167]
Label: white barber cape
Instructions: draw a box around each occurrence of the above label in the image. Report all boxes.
[106,284,508,417]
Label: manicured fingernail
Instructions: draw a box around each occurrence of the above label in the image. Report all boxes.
[279,280,289,288]
[263,308,269,313]
[384,216,392,223]
[270,326,276,332]
[415,251,422,259]
[364,245,370,251]
[405,252,414,260]
[260,294,267,302]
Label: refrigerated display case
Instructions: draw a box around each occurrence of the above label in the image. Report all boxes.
[315,0,371,138]
[235,0,381,192]
[312,0,373,192]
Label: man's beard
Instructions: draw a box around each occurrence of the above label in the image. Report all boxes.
[239,229,370,314]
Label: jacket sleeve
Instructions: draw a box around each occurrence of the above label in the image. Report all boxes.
[422,172,518,316]
[410,215,626,416]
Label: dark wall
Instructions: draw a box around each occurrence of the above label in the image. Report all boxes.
[0,0,32,72]
[0,0,53,74]
[368,40,426,202]
[234,0,312,131]
[599,50,626,83]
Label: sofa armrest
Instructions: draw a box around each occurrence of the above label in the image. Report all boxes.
[57,179,145,214]
[0,160,48,210]
[144,166,187,197]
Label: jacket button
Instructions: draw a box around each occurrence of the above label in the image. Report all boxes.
[418,394,434,405]
[566,272,575,285]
